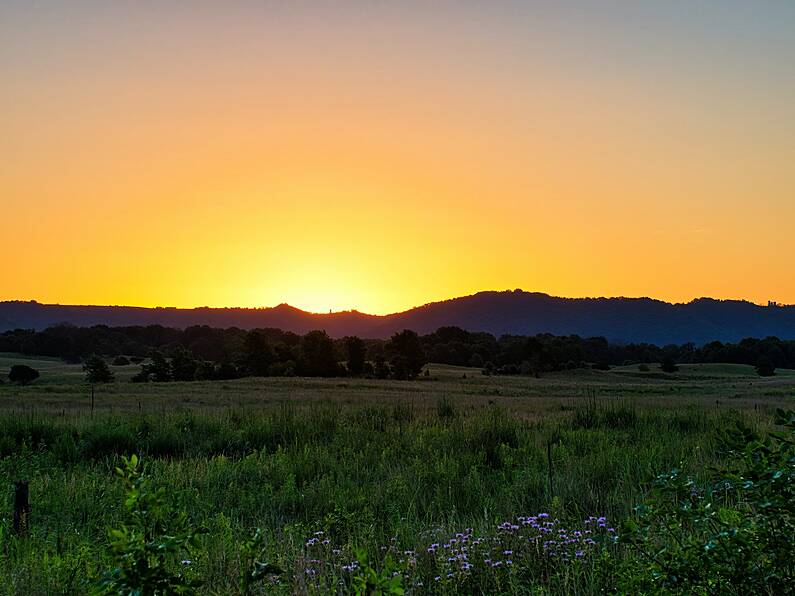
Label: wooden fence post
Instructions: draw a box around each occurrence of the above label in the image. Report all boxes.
[13,481,31,536]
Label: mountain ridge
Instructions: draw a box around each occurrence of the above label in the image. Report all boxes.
[1,290,793,345]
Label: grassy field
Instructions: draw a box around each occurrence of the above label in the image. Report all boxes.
[0,355,792,594]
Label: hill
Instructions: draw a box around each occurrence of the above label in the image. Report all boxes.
[1,291,794,344]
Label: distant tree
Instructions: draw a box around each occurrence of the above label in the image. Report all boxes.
[373,358,391,380]
[133,350,172,383]
[149,351,173,382]
[344,336,367,375]
[756,356,776,377]
[660,357,678,373]
[8,364,39,385]
[194,360,217,381]
[387,330,426,380]
[170,348,198,381]
[242,330,275,377]
[112,355,130,366]
[83,355,114,384]
[468,353,484,368]
[216,360,241,380]
[300,330,340,377]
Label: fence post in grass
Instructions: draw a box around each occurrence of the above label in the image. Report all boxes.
[13,481,31,536]
[547,438,554,498]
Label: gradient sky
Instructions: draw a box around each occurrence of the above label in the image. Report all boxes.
[2,1,793,314]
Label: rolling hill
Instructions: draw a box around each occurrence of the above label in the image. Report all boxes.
[1,290,794,345]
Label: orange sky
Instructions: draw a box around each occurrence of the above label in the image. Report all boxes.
[1,2,793,314]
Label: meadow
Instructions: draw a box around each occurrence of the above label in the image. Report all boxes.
[0,354,792,594]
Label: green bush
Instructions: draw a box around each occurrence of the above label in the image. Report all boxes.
[620,409,795,594]
[95,455,206,595]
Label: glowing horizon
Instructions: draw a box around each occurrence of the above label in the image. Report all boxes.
[2,2,793,316]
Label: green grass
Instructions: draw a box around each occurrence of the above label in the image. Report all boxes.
[0,355,792,594]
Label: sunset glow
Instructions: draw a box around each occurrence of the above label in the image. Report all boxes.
[2,1,793,314]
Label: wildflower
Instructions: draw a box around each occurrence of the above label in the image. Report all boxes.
[181,560,191,566]
[575,550,585,558]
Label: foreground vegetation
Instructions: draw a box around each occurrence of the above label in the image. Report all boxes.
[0,358,792,594]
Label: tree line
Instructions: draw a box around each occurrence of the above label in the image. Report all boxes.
[1,324,793,383]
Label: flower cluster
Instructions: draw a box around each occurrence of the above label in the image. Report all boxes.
[297,514,616,591]
[424,513,616,584]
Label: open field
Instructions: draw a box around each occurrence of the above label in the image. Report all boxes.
[0,355,793,594]
[1,354,792,417]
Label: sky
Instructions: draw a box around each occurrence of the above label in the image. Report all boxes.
[1,1,793,314]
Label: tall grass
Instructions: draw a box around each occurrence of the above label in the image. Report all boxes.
[0,397,766,594]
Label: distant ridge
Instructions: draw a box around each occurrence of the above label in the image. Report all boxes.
[1,290,794,345]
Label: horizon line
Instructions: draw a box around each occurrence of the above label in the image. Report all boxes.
[0,289,789,316]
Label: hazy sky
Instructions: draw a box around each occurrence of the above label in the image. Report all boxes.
[2,1,793,313]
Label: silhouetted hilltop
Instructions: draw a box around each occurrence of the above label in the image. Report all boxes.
[1,291,794,345]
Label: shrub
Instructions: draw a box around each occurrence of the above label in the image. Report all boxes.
[237,528,281,594]
[8,364,39,385]
[96,455,206,595]
[468,353,484,368]
[84,355,114,384]
[112,356,131,366]
[755,356,775,377]
[621,409,795,594]
[386,330,426,380]
[660,357,678,373]
[638,363,650,372]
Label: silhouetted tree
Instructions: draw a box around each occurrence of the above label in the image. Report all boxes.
[133,350,173,383]
[660,357,678,373]
[242,330,274,376]
[468,353,484,368]
[756,356,776,377]
[344,336,366,375]
[194,360,217,381]
[83,355,114,384]
[8,364,39,385]
[300,330,340,377]
[373,358,390,379]
[170,348,198,381]
[387,330,426,380]
[216,360,241,380]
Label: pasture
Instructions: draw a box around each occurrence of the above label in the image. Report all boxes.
[0,355,792,594]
